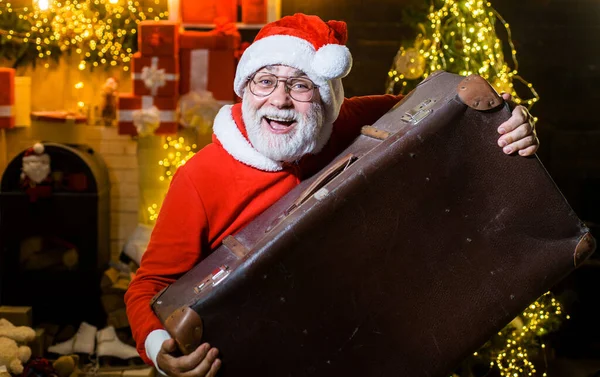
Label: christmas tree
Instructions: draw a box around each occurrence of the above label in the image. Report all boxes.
[386,0,538,110]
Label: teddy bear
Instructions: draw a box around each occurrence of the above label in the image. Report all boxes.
[0,318,36,375]
[52,355,80,377]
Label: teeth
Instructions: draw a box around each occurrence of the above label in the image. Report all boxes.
[266,117,294,122]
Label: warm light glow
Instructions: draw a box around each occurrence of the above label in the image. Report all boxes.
[148,137,198,222]
[36,0,50,11]
[0,0,168,71]
[74,82,84,89]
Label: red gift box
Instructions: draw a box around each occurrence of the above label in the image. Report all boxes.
[180,0,237,24]
[0,68,15,129]
[179,31,238,102]
[131,53,179,97]
[242,0,267,24]
[118,94,178,136]
[138,21,180,57]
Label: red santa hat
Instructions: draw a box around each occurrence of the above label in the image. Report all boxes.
[234,13,353,125]
[23,142,48,162]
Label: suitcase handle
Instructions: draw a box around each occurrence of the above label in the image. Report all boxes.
[265,154,358,233]
[285,153,358,216]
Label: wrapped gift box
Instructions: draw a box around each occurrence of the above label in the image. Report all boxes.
[118,94,178,136]
[0,68,15,129]
[179,31,237,102]
[138,20,180,57]
[132,53,179,97]
[180,0,237,24]
[242,0,267,24]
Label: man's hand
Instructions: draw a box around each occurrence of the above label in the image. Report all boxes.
[157,339,221,377]
[497,93,539,156]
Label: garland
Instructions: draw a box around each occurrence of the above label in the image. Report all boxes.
[0,0,168,71]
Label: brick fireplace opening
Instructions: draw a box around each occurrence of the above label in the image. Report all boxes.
[0,142,111,327]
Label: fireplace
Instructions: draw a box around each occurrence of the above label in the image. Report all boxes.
[0,142,111,327]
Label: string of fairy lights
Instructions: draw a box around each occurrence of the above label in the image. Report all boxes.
[387,0,539,110]
[147,136,197,222]
[450,292,566,377]
[0,0,168,71]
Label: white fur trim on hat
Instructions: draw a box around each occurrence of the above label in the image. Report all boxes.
[213,105,283,172]
[234,34,352,124]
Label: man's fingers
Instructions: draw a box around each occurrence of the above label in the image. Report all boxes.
[158,342,212,376]
[205,359,222,377]
[498,106,529,134]
[161,338,178,354]
[498,123,533,148]
[503,135,539,155]
[182,348,220,377]
[518,144,539,157]
[175,343,211,372]
[501,92,512,101]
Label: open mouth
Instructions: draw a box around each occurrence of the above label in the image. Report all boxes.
[264,116,297,134]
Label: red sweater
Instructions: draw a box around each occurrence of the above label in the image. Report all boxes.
[124,94,402,364]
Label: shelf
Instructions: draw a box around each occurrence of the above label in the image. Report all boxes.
[183,22,266,30]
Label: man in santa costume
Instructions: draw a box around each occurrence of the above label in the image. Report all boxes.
[125,13,538,377]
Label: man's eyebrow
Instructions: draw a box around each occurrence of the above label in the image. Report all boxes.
[262,65,308,78]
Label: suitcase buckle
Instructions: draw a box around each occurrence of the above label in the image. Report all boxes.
[401,98,436,124]
[194,265,230,293]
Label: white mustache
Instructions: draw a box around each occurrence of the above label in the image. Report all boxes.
[257,107,299,122]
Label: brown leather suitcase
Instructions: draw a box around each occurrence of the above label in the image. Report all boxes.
[150,71,596,377]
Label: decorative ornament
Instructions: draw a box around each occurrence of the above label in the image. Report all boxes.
[393,47,426,80]
[132,106,161,137]
[20,143,53,202]
[178,91,222,135]
[21,143,50,184]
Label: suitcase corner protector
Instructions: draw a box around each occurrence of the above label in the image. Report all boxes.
[574,232,597,267]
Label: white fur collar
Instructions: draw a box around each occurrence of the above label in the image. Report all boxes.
[213,105,283,172]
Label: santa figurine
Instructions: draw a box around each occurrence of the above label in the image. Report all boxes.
[101,77,119,126]
[20,142,53,202]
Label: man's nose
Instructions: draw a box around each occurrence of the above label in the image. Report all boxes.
[268,81,293,108]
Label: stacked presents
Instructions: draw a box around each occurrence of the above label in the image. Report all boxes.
[118,20,240,136]
[0,67,15,129]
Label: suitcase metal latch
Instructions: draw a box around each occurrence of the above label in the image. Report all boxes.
[401,98,436,124]
[194,265,230,293]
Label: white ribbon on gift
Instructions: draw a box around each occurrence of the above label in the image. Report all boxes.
[132,57,178,96]
[189,49,209,93]
[0,105,14,117]
[132,106,161,137]
[119,96,176,123]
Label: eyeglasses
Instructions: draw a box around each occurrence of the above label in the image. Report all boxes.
[248,72,319,102]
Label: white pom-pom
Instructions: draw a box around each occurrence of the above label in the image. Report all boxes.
[312,44,352,80]
[33,143,44,154]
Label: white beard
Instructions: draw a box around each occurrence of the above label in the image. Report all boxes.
[242,92,324,163]
[22,157,51,184]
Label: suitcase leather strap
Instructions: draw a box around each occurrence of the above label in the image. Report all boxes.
[222,235,250,259]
